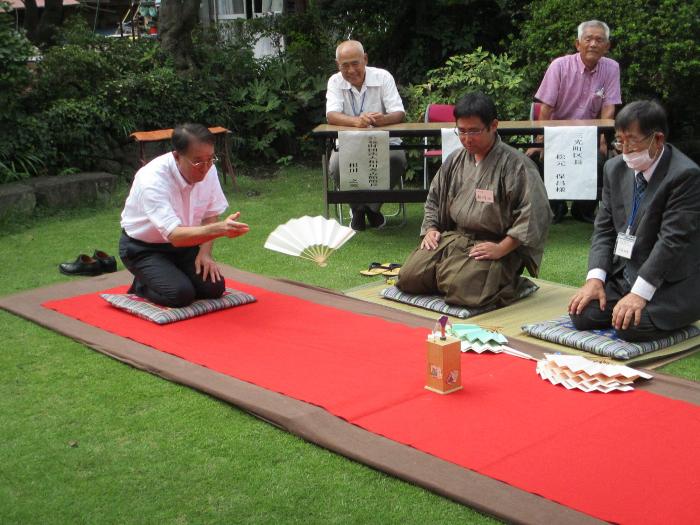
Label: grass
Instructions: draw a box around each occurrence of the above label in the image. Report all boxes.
[1,164,698,524]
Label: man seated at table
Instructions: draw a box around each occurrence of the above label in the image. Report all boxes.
[569,100,700,341]
[528,20,622,223]
[120,123,249,307]
[326,39,407,231]
[397,92,551,308]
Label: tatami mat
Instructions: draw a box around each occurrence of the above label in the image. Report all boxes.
[344,278,700,368]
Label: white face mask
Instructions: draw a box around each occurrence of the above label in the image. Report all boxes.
[622,136,657,172]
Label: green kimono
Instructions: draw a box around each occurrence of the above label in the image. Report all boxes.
[397,136,551,307]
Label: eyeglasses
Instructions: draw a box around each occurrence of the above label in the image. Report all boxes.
[454,127,487,138]
[611,133,654,153]
[183,155,219,169]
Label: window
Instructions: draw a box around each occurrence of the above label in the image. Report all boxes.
[217,0,245,19]
[253,0,283,16]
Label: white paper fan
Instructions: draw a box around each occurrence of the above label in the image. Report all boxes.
[264,215,355,266]
[536,354,652,393]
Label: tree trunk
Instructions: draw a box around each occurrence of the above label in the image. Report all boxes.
[159,0,201,72]
[23,0,40,42]
[25,0,64,46]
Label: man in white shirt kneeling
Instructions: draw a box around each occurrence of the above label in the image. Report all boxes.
[120,123,249,307]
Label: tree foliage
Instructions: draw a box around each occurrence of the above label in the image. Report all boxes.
[315,0,529,85]
[403,48,527,122]
[0,3,46,181]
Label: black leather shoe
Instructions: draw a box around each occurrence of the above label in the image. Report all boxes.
[571,202,597,224]
[350,209,366,231]
[366,209,386,229]
[551,201,567,224]
[93,250,117,273]
[59,254,103,276]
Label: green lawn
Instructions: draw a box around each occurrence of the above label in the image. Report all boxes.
[1,165,698,524]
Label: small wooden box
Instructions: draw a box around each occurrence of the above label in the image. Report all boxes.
[425,335,463,394]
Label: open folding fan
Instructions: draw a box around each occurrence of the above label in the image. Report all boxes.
[537,354,652,393]
[264,216,355,267]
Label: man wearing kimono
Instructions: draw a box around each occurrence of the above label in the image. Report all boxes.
[397,93,552,307]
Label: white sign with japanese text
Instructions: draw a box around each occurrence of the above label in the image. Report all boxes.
[338,130,390,191]
[441,127,463,163]
[544,126,597,200]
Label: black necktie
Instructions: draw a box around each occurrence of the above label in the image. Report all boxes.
[623,172,648,285]
[634,172,647,203]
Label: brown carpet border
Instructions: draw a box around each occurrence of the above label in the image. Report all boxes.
[2,267,699,523]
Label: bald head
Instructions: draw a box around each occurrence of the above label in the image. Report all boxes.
[335,40,368,89]
[335,40,365,60]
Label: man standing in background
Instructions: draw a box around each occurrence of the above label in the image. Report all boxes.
[529,20,622,223]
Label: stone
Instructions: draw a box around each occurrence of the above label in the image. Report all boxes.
[0,183,36,221]
[28,172,118,209]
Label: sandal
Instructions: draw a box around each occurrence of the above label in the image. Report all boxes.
[360,262,392,276]
[382,263,402,277]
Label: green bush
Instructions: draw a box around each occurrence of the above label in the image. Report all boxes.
[0,2,46,182]
[511,0,700,136]
[398,48,527,182]
[216,14,331,160]
[0,14,333,177]
[314,0,530,85]
[403,47,527,122]
[41,97,110,169]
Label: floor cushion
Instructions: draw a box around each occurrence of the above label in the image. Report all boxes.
[521,315,700,360]
[380,279,539,319]
[101,288,256,324]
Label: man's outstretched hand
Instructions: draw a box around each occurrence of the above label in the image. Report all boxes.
[222,211,249,238]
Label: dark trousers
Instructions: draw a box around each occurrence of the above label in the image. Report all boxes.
[119,232,225,307]
[569,271,668,342]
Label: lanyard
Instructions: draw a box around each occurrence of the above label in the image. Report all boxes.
[350,90,366,116]
[626,175,646,234]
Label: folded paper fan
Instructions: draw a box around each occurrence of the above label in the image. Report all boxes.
[445,324,537,360]
[449,323,508,353]
[537,354,652,393]
[264,216,355,267]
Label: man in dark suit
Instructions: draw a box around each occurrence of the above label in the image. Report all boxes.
[569,100,700,341]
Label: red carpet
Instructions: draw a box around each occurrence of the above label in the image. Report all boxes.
[44,279,700,524]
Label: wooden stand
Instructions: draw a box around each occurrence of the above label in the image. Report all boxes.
[425,335,463,394]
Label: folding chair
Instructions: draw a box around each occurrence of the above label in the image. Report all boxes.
[423,103,455,187]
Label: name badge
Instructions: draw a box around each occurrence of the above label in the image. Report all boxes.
[614,232,636,259]
[475,189,494,203]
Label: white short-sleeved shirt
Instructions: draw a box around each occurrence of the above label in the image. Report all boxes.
[326,66,405,145]
[121,152,229,243]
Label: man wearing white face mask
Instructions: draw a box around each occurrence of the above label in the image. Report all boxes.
[568,100,700,341]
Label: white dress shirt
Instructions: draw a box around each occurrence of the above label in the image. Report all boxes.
[326,66,405,145]
[586,147,665,300]
[121,152,229,243]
